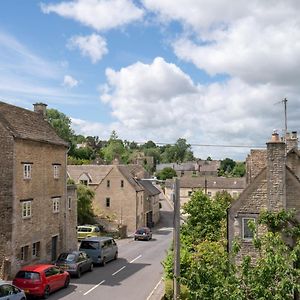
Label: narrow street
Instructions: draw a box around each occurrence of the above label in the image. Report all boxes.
[48,196,173,300]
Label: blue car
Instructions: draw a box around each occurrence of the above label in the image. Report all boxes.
[0,281,26,300]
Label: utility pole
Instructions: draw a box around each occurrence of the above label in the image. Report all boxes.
[283,97,288,138]
[173,178,180,300]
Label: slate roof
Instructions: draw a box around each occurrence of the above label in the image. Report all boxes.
[67,164,146,192]
[67,165,113,184]
[156,160,220,172]
[138,180,161,196]
[117,165,144,192]
[166,176,246,189]
[0,101,68,146]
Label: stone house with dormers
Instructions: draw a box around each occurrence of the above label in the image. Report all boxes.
[156,160,221,177]
[67,164,160,235]
[228,131,300,263]
[0,101,77,279]
[165,176,246,207]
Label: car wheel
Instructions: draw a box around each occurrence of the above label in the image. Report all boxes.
[64,276,70,288]
[21,298,26,300]
[43,285,50,299]
[100,258,106,267]
[114,252,118,260]
[77,268,81,278]
[89,263,94,272]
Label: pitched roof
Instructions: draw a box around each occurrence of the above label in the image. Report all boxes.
[138,180,161,196]
[0,101,68,146]
[166,176,246,189]
[67,165,113,184]
[117,165,144,192]
[156,160,220,172]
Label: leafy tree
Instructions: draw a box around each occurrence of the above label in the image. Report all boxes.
[156,167,177,180]
[232,162,246,177]
[77,184,95,225]
[100,131,129,163]
[181,190,232,245]
[218,158,236,176]
[46,108,74,143]
[143,140,157,149]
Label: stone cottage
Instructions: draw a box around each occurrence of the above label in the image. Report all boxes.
[67,164,160,235]
[0,101,77,279]
[165,176,246,207]
[228,131,300,261]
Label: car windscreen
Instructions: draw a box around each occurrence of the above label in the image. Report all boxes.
[136,229,147,234]
[15,271,40,280]
[80,241,99,250]
[57,253,76,262]
[78,227,92,232]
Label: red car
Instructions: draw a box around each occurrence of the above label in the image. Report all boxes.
[12,264,70,299]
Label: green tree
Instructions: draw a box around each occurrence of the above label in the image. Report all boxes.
[232,162,246,177]
[46,108,74,143]
[218,158,236,176]
[156,167,177,180]
[77,184,95,225]
[100,131,129,164]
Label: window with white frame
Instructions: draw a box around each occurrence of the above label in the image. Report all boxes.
[32,241,40,258]
[23,164,32,179]
[242,217,255,240]
[68,196,72,210]
[53,165,59,179]
[21,245,29,261]
[22,201,32,218]
[52,197,60,213]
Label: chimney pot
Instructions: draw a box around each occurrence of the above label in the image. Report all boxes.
[33,103,47,118]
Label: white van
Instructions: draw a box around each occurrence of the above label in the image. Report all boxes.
[79,237,118,265]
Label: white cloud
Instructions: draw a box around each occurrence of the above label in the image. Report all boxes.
[63,75,78,88]
[41,0,144,31]
[143,1,300,86]
[99,57,299,159]
[68,34,108,63]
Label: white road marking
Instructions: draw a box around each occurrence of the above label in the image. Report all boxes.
[130,254,142,263]
[84,280,105,296]
[146,278,163,300]
[112,266,126,276]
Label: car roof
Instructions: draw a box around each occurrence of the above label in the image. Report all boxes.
[80,236,113,242]
[18,264,55,272]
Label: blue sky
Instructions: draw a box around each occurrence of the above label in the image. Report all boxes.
[0,0,299,160]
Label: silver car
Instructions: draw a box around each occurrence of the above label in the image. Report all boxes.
[0,281,26,300]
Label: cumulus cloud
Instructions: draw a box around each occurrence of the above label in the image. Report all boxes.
[63,75,78,88]
[41,0,144,31]
[143,0,300,86]
[98,57,298,159]
[68,34,108,63]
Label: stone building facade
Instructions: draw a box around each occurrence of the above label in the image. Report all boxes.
[0,101,76,279]
[228,131,300,262]
[67,164,160,235]
[165,176,246,207]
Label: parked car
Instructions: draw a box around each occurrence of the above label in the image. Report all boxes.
[55,251,93,278]
[0,281,26,300]
[12,264,69,299]
[77,225,102,241]
[79,236,118,266]
[134,227,152,241]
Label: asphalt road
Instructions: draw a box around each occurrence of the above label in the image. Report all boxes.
[47,196,173,300]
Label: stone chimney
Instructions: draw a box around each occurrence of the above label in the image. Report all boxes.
[266,131,286,211]
[285,131,298,153]
[33,103,47,118]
